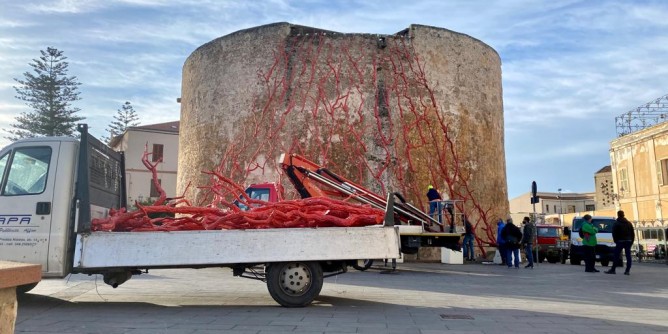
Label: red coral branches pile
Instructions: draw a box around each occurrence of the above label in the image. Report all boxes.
[91,150,384,232]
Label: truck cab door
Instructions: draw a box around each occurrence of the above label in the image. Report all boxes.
[0,141,66,275]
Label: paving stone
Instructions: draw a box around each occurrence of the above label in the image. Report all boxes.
[14,262,668,334]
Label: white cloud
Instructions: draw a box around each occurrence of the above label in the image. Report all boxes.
[22,0,106,14]
[2,0,668,198]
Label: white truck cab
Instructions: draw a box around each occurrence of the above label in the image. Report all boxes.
[0,126,126,278]
[1,137,80,276]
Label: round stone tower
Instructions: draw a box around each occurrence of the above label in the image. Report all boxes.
[178,22,507,250]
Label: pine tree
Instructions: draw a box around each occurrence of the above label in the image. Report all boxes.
[104,101,140,143]
[8,47,84,141]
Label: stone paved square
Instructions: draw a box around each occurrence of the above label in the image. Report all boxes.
[16,261,668,333]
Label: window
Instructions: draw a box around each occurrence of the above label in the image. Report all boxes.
[619,168,629,193]
[236,187,271,211]
[152,144,164,162]
[247,187,270,201]
[592,219,615,233]
[2,147,51,196]
[567,205,576,213]
[585,204,595,211]
[658,159,668,186]
[537,227,562,237]
[149,179,162,197]
[573,218,615,233]
[554,205,557,213]
[545,205,549,213]
[0,152,8,186]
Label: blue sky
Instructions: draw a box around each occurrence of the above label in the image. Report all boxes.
[1,0,667,199]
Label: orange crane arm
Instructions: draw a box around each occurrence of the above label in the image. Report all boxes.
[279,153,439,228]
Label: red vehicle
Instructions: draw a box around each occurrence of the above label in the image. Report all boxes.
[241,153,463,269]
[535,224,565,263]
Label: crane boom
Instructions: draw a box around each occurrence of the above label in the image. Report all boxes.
[279,153,447,232]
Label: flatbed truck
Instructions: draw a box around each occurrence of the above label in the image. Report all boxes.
[0,125,400,307]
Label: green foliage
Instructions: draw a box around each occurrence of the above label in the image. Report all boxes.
[8,47,84,141]
[104,101,140,143]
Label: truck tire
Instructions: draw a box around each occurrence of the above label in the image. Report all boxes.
[570,256,581,265]
[352,259,374,271]
[560,250,567,264]
[600,260,609,267]
[547,257,559,264]
[266,261,323,308]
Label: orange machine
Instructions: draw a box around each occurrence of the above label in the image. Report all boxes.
[277,153,463,255]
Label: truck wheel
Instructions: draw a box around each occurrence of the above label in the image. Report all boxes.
[561,250,568,264]
[266,261,323,308]
[600,260,609,267]
[352,259,374,271]
[570,256,581,265]
[547,257,559,264]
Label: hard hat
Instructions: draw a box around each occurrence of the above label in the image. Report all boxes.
[428,185,433,189]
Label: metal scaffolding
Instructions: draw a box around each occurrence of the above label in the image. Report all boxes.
[615,93,668,137]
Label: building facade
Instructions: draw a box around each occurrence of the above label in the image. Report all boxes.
[609,120,668,258]
[509,191,597,225]
[594,166,615,210]
[110,121,179,205]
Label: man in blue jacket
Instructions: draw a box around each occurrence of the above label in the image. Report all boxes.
[497,218,506,265]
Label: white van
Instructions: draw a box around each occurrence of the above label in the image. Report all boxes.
[566,216,616,266]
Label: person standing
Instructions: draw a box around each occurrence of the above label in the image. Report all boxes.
[496,218,507,265]
[522,216,536,269]
[426,185,442,224]
[581,214,599,273]
[501,218,522,268]
[605,210,635,275]
[463,216,475,261]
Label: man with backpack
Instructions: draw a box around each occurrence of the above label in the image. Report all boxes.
[501,218,523,268]
[581,214,599,273]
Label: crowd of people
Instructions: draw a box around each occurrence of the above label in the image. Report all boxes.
[496,216,536,268]
[494,210,635,274]
[426,186,637,274]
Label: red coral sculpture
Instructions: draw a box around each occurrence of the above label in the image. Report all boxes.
[91,149,384,232]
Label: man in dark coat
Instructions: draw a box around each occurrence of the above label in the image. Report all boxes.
[501,218,523,268]
[605,210,635,275]
[426,185,442,224]
[463,217,475,261]
[521,216,535,269]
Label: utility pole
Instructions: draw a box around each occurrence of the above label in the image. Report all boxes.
[531,181,539,266]
[558,188,563,226]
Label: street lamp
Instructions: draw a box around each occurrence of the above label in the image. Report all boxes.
[558,188,563,225]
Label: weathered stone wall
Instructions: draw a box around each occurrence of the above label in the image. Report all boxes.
[179,23,291,199]
[178,22,508,249]
[409,25,507,225]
